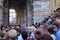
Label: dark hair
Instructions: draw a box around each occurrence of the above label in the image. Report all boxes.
[19,25,21,27]
[54,10,56,12]
[35,31,41,36]
[48,28,54,34]
[21,30,28,40]
[35,31,41,34]
[42,35,53,40]
[56,8,60,11]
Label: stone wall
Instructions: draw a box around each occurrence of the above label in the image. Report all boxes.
[0,0,4,26]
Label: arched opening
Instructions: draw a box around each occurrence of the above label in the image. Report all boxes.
[3,0,27,25]
[9,9,16,25]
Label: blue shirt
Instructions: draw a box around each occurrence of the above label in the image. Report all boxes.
[56,28,60,40]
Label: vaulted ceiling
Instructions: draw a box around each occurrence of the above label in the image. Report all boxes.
[3,0,27,10]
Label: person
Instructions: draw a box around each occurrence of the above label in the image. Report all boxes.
[30,31,35,40]
[55,19,60,40]
[26,26,36,40]
[34,31,42,40]
[0,31,6,40]
[21,30,28,40]
[48,16,52,23]
[18,30,23,40]
[34,28,44,40]
[18,25,28,40]
[18,33,23,40]
[6,27,17,40]
[56,29,60,40]
[40,21,46,28]
[56,8,60,14]
[50,27,56,40]
[35,23,38,28]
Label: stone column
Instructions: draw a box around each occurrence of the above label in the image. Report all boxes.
[3,8,9,26]
[0,0,4,26]
[27,0,33,26]
[3,0,9,26]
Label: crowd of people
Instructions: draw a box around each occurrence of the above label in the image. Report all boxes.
[0,8,60,40]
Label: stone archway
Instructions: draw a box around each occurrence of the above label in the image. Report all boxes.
[3,0,28,26]
[2,0,33,26]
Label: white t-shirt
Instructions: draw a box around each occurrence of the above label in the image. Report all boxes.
[51,34,56,40]
[30,32,35,40]
[18,34,23,40]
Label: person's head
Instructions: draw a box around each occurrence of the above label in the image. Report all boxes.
[45,18,49,21]
[48,16,51,18]
[34,28,44,40]
[35,23,38,25]
[54,11,59,15]
[7,29,17,38]
[0,31,5,38]
[48,27,54,34]
[19,25,21,27]
[21,30,28,40]
[19,26,24,31]
[26,27,36,33]
[44,25,48,29]
[51,16,56,21]
[53,11,59,18]
[56,8,60,13]
[34,31,41,40]
[55,19,60,28]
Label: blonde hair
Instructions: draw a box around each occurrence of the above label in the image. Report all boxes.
[26,27,36,33]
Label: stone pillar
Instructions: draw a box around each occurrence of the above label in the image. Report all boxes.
[3,8,9,26]
[27,0,33,26]
[0,0,4,26]
[3,0,9,26]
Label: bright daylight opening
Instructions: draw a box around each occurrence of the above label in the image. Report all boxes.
[9,9,16,25]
